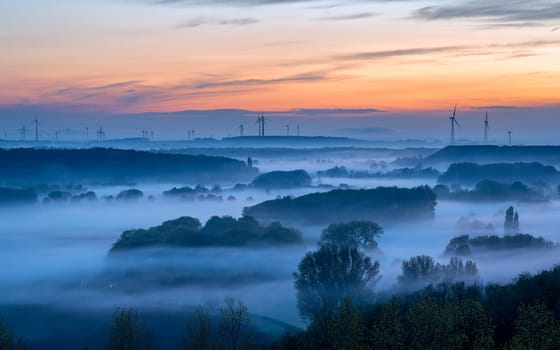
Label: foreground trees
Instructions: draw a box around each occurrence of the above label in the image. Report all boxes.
[184,298,253,350]
[106,308,152,350]
[294,243,380,322]
[0,318,27,350]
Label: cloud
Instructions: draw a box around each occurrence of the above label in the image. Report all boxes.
[219,18,259,25]
[175,17,259,28]
[414,0,560,26]
[471,105,519,110]
[339,126,393,134]
[338,46,468,61]
[192,72,328,89]
[336,40,560,62]
[176,16,209,28]
[318,12,377,21]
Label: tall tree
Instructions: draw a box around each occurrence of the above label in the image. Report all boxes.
[106,308,152,350]
[294,243,380,322]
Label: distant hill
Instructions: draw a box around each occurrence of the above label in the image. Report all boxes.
[438,162,560,185]
[424,146,560,166]
[243,186,437,225]
[221,136,367,147]
[0,148,257,185]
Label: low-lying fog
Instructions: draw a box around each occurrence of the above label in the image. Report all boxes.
[2,176,560,329]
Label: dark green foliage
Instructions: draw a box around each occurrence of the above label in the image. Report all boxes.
[71,191,97,202]
[506,303,560,350]
[0,187,37,206]
[317,166,440,179]
[444,234,555,256]
[319,221,383,249]
[0,318,27,350]
[116,189,144,201]
[439,162,559,186]
[0,148,258,185]
[244,186,437,225]
[106,308,152,350]
[398,256,478,290]
[251,170,312,189]
[111,216,302,251]
[279,265,560,350]
[436,180,545,202]
[293,244,380,322]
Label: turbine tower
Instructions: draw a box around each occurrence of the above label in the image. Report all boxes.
[239,124,244,137]
[31,114,39,142]
[255,117,262,136]
[450,105,460,145]
[261,115,265,137]
[297,125,300,137]
[20,126,26,140]
[484,112,489,145]
[285,124,290,136]
[508,131,512,146]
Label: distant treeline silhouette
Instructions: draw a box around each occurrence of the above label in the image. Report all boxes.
[0,148,258,185]
[243,186,437,225]
[438,162,559,185]
[424,145,560,166]
[251,170,312,189]
[434,180,548,202]
[111,215,302,251]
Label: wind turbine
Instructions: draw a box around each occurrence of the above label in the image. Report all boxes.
[297,125,300,137]
[450,105,460,145]
[31,114,39,142]
[285,123,290,136]
[256,115,265,136]
[19,126,26,140]
[508,131,512,146]
[239,124,244,137]
[484,112,489,145]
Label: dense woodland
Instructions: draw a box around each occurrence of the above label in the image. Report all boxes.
[111,215,303,251]
[438,162,560,186]
[0,148,257,185]
[244,186,437,225]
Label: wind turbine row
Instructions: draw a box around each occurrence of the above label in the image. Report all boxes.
[449,107,514,145]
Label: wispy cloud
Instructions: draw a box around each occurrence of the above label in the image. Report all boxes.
[414,0,560,27]
[318,12,377,21]
[192,71,328,89]
[175,16,258,28]
[219,18,259,25]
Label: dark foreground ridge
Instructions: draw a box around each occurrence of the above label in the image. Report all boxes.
[0,148,258,185]
[244,186,437,225]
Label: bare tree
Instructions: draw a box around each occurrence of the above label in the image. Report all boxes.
[218,298,251,350]
[106,308,152,350]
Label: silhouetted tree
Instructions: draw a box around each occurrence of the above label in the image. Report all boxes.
[184,306,214,350]
[0,318,27,350]
[218,298,252,350]
[106,308,152,350]
[294,243,380,322]
[319,221,383,249]
[504,206,520,235]
[398,256,478,290]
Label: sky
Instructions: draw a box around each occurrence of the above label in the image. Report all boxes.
[0,0,559,141]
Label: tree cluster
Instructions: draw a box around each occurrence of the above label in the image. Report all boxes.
[244,186,437,225]
[111,215,302,251]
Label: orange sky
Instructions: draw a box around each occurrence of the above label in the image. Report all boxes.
[1,0,559,114]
